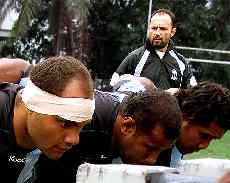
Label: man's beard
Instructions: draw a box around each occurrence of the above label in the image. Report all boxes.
[152,41,168,50]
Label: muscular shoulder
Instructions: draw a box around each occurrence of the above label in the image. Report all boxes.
[89,90,120,131]
[95,90,120,109]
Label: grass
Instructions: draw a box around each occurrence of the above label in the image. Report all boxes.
[185,132,230,159]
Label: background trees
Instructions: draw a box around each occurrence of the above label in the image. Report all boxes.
[87,0,149,79]
[0,0,89,61]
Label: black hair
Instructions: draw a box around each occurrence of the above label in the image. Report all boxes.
[119,90,182,140]
[176,81,230,130]
[30,56,94,96]
[151,8,176,27]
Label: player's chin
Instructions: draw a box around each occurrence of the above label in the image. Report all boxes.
[45,148,68,160]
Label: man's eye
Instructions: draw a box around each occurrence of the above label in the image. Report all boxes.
[62,122,72,128]
[56,118,76,128]
[199,133,210,140]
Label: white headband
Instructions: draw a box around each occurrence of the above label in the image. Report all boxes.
[21,79,95,123]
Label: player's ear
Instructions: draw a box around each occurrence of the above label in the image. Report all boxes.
[120,116,136,135]
[170,27,176,37]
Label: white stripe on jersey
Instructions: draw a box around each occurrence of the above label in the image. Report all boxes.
[169,50,185,76]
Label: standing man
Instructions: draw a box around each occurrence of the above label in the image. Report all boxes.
[110,8,197,89]
[0,56,95,182]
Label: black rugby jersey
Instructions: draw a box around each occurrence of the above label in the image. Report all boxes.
[115,40,196,89]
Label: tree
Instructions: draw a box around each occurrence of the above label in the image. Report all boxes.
[88,0,149,78]
[12,7,52,63]
[0,0,89,57]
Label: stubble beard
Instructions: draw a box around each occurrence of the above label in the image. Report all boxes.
[151,40,168,50]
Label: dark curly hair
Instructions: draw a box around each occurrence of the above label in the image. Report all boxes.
[119,90,182,140]
[176,81,230,130]
[30,56,94,97]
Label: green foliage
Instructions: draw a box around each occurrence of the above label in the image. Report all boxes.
[13,10,53,63]
[12,0,42,38]
[0,0,90,57]
[66,0,89,19]
[0,0,18,25]
[88,0,148,78]
[0,1,53,62]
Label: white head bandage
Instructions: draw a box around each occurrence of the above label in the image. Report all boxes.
[21,79,95,123]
